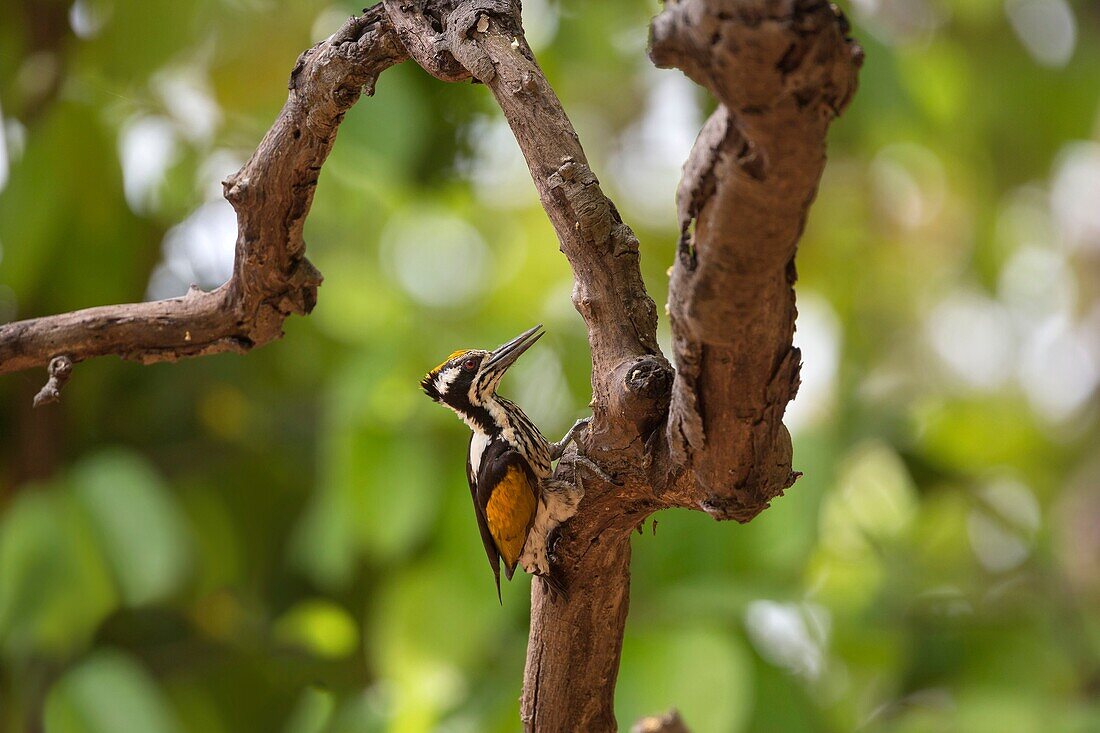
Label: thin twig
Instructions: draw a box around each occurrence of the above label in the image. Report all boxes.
[32,355,73,407]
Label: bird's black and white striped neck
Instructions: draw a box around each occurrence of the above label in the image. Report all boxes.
[458,395,551,479]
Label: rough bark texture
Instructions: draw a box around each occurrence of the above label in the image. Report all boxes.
[0,8,406,377]
[651,0,862,522]
[384,6,669,728]
[0,1,861,730]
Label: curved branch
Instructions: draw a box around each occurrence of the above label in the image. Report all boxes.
[375,4,675,730]
[0,7,406,378]
[402,0,665,444]
[652,0,862,521]
[0,3,861,729]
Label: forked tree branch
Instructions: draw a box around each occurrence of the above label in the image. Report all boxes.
[377,5,670,729]
[0,2,860,731]
[0,8,406,377]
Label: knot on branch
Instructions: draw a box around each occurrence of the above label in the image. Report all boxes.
[33,355,73,407]
[625,357,674,401]
[382,0,519,82]
[223,174,251,207]
[608,356,673,447]
[231,258,323,350]
[284,258,324,315]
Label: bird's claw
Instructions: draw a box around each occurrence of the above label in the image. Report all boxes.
[550,416,592,461]
[568,454,618,486]
[547,525,563,565]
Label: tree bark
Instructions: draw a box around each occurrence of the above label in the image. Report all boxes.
[0,2,861,730]
[651,0,862,523]
[0,8,406,376]
[523,525,633,731]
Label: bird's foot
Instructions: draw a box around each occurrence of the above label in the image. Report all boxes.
[521,540,550,577]
[567,454,618,485]
[549,417,591,461]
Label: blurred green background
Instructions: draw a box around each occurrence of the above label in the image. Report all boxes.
[1,0,1099,731]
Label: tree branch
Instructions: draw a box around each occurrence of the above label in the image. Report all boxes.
[374,2,860,729]
[652,0,862,521]
[0,2,860,729]
[377,4,671,729]
[0,7,406,380]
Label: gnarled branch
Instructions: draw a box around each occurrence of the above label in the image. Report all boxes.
[375,4,668,729]
[0,2,860,730]
[0,8,406,379]
[653,0,862,521]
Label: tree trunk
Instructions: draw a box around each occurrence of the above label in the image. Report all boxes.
[523,527,632,731]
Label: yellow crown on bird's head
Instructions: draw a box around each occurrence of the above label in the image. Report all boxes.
[434,350,473,374]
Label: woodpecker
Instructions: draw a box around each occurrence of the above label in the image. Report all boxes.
[421,324,589,600]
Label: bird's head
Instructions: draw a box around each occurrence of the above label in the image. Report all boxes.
[421,325,544,412]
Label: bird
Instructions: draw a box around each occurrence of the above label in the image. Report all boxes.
[421,324,590,601]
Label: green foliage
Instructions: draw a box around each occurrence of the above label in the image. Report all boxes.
[71,451,192,606]
[44,650,183,733]
[0,486,116,659]
[2,0,1100,731]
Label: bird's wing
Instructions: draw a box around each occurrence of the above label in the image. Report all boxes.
[467,434,503,602]
[476,439,539,583]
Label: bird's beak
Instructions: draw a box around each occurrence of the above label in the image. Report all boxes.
[484,324,544,374]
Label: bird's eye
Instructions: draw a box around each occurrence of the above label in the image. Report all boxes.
[463,358,479,371]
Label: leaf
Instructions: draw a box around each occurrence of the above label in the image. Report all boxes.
[43,649,182,733]
[273,599,359,660]
[0,488,116,659]
[70,449,192,606]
